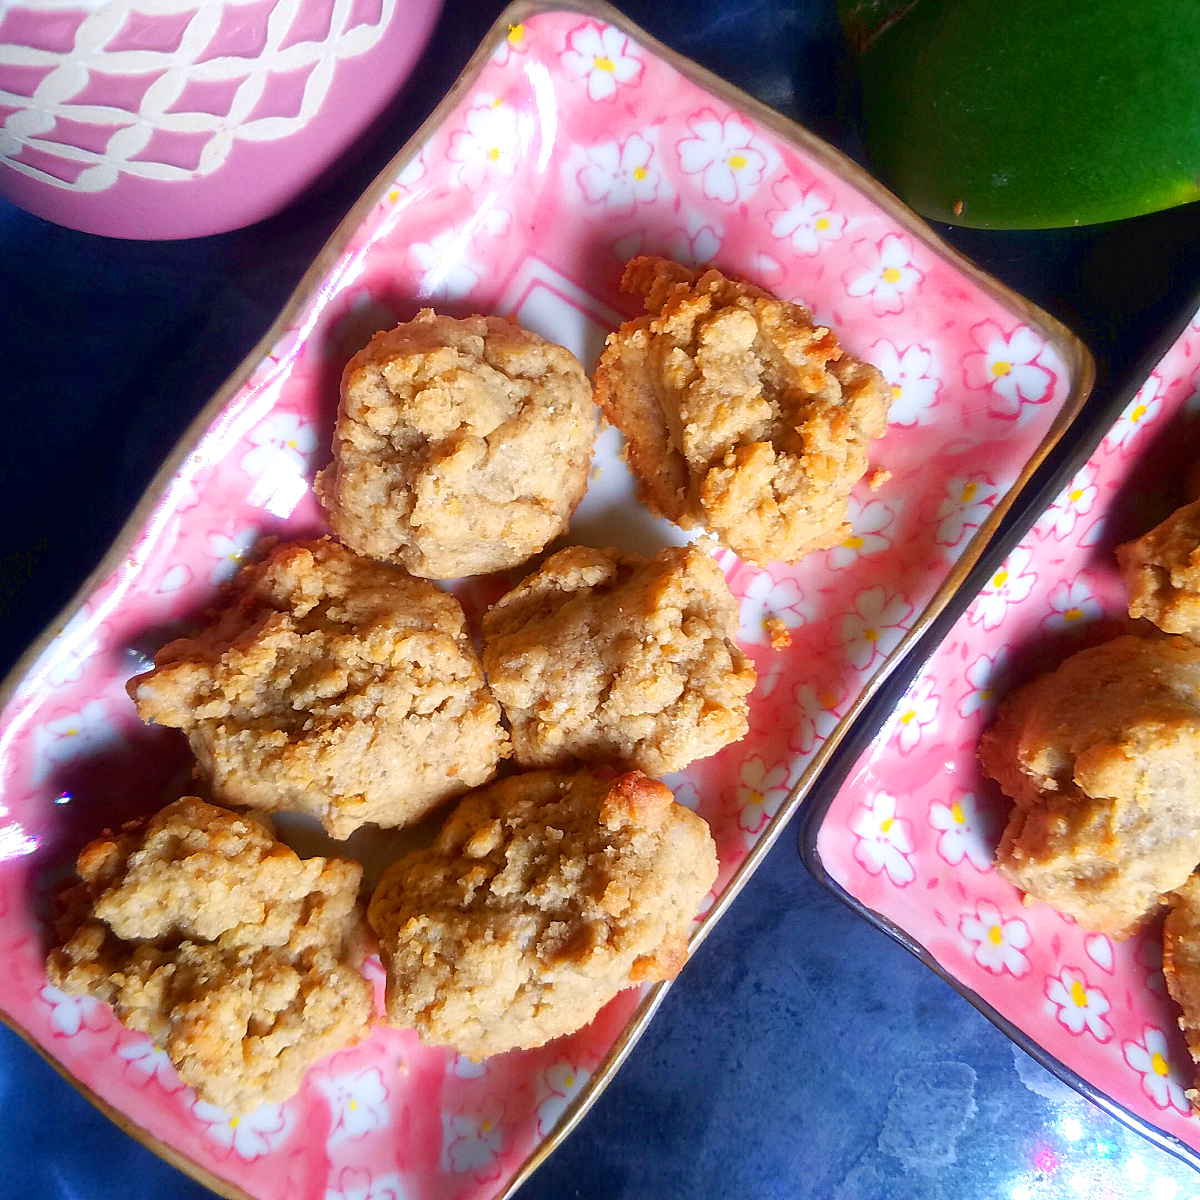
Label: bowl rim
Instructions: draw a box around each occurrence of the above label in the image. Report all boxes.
[0,1,1096,1197]
[797,288,1200,1172]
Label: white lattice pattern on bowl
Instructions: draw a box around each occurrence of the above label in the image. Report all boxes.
[0,0,396,192]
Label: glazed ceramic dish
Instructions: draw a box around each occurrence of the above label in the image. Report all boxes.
[0,2,1091,1196]
[0,0,444,237]
[804,296,1200,1168]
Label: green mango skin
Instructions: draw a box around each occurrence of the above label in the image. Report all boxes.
[853,0,1200,229]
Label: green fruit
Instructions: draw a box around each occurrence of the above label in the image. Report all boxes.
[843,0,1200,229]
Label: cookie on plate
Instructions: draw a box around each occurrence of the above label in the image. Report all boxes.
[1117,498,1200,639]
[46,796,372,1113]
[1163,875,1200,1111]
[368,769,718,1058]
[317,309,597,579]
[481,543,755,776]
[128,537,508,839]
[979,634,1200,938]
[593,256,889,566]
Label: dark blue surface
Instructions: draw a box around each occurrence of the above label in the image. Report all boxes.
[2,1,1200,1197]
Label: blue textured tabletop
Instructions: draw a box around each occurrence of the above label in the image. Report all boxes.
[2,1,1200,1197]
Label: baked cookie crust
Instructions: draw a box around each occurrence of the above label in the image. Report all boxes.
[129,538,508,838]
[318,309,596,579]
[368,769,718,1058]
[482,543,755,776]
[594,257,889,566]
[46,797,372,1113]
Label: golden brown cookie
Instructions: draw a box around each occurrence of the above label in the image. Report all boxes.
[368,769,717,1058]
[593,257,889,566]
[1164,875,1200,1110]
[1117,498,1200,639]
[317,309,597,578]
[979,634,1200,938]
[46,797,372,1114]
[128,538,508,838]
[481,543,755,776]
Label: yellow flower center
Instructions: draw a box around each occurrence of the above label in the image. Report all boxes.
[1151,1051,1170,1077]
[881,266,902,284]
[487,146,501,162]
[950,801,965,825]
[842,534,864,550]
[348,1098,359,1112]
[594,55,616,72]
[960,481,978,503]
[490,97,504,108]
[818,690,839,709]
[1130,403,1147,423]
[991,569,1009,589]
[386,188,399,203]
[898,709,916,725]
[285,438,297,448]
[980,687,992,701]
[565,1074,575,1087]
[64,727,78,737]
[987,924,1003,946]
[1063,607,1083,621]
[890,383,902,400]
[747,789,765,807]
[814,216,831,231]
[1069,980,1088,1007]
[632,166,648,181]
[1068,487,1084,502]
[879,817,894,833]
[727,153,748,170]
[507,22,525,45]
[229,1116,240,1129]
[863,626,879,643]
[991,360,1013,377]
[481,1119,494,1132]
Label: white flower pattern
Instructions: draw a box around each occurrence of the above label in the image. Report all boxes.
[1046,969,1112,1041]
[874,340,940,427]
[958,648,1011,719]
[447,99,527,188]
[789,683,842,757]
[117,1036,183,1092]
[240,412,317,480]
[677,109,768,204]
[577,134,660,215]
[827,497,894,570]
[960,901,1031,976]
[928,792,993,871]
[1123,1027,1191,1114]
[32,701,123,785]
[411,230,481,301]
[891,676,939,754]
[962,322,1053,417]
[737,756,789,841]
[1044,576,1101,632]
[1038,465,1097,539]
[738,570,812,644]
[324,1167,408,1200]
[561,22,643,102]
[40,985,110,1037]
[193,1100,291,1160]
[844,235,922,315]
[319,1066,389,1147]
[1105,374,1163,450]
[967,545,1037,630]
[840,587,911,670]
[850,792,915,885]
[934,475,998,548]
[767,184,844,255]
[536,1062,592,1136]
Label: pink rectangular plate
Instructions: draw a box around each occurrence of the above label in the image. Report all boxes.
[0,2,1091,1197]
[805,298,1200,1166]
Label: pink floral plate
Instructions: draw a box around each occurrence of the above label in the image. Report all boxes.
[803,296,1200,1168]
[0,2,1092,1197]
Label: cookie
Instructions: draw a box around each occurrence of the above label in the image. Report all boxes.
[482,543,755,776]
[1117,498,1200,639]
[46,797,371,1114]
[979,634,1200,937]
[594,257,889,565]
[367,769,718,1058]
[317,309,597,578]
[128,538,508,839]
[1163,875,1200,1110]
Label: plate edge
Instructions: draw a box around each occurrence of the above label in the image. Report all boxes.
[796,289,1200,1171]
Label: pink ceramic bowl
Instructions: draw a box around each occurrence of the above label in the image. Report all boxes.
[0,0,443,239]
